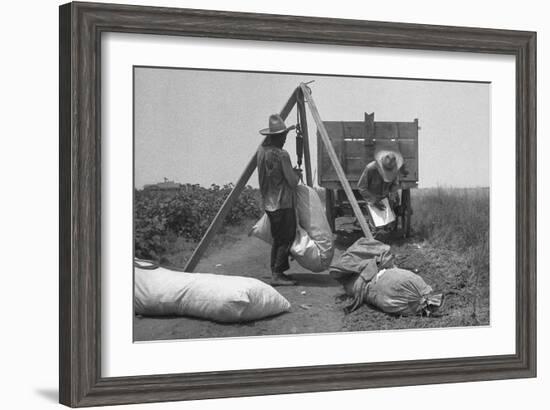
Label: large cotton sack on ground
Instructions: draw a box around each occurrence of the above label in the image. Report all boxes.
[135,267,291,323]
[249,184,334,272]
[329,238,393,311]
[366,268,433,316]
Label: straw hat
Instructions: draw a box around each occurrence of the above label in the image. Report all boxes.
[259,114,296,135]
[374,149,404,183]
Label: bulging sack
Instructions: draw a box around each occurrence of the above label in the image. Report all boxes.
[250,184,334,272]
[294,184,334,270]
[366,268,433,316]
[135,267,291,323]
[291,223,328,272]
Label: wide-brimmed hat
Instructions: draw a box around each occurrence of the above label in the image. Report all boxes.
[374,149,404,182]
[259,114,296,136]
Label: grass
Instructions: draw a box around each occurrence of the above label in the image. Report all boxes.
[411,186,490,324]
[412,187,489,246]
[412,186,489,273]
[343,187,491,330]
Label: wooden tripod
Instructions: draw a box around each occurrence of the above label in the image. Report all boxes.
[183,83,373,272]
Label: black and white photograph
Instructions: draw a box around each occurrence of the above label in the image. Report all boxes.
[133,67,490,341]
[1,0,544,407]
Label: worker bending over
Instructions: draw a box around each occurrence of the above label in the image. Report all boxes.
[358,149,403,226]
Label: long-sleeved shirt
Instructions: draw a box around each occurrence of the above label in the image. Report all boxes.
[256,145,299,211]
[357,161,399,203]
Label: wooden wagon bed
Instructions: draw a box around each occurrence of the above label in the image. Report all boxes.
[317,112,419,236]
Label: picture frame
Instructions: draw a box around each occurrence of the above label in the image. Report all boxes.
[59,1,536,407]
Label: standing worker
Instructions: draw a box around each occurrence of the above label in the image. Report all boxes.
[357,149,404,227]
[257,114,301,286]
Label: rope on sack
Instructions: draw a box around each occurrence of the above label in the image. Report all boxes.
[343,251,396,314]
[134,259,159,270]
[134,258,192,272]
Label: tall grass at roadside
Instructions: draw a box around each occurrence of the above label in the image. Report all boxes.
[412,187,489,254]
[411,187,490,317]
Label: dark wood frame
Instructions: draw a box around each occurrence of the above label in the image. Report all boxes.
[59,1,536,407]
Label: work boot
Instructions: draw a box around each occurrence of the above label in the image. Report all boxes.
[270,272,296,286]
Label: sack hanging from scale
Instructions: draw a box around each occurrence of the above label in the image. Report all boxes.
[250,184,334,272]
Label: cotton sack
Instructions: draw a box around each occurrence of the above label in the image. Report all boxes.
[366,268,435,316]
[135,267,291,323]
[250,184,334,272]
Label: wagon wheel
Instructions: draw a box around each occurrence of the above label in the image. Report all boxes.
[401,188,412,238]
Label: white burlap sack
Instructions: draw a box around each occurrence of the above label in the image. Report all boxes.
[134,267,291,322]
[249,213,272,244]
[250,184,334,272]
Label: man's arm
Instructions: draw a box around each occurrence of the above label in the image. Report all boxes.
[389,176,400,193]
[280,151,300,188]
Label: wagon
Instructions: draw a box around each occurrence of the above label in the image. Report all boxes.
[317,112,419,237]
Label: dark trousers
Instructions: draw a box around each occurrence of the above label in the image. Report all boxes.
[266,208,296,274]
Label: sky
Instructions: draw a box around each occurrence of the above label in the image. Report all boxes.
[134,67,490,189]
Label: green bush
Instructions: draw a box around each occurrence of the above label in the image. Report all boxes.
[134,184,262,260]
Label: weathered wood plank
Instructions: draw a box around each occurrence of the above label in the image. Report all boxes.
[184,89,298,272]
[301,84,373,240]
[297,89,313,187]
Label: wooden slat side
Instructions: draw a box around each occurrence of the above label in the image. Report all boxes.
[297,89,313,186]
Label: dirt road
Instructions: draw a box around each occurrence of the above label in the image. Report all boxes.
[134,228,489,342]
